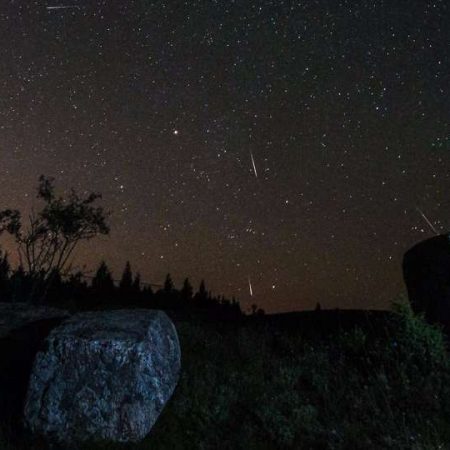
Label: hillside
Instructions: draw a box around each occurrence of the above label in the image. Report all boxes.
[2,304,450,449]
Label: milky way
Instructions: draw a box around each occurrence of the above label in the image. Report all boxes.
[0,1,448,313]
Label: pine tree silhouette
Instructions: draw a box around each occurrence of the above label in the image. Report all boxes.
[119,261,133,292]
[130,272,142,305]
[194,279,208,307]
[68,271,89,308]
[132,272,141,293]
[142,284,153,298]
[164,273,174,294]
[181,278,193,302]
[91,261,115,306]
[199,280,207,297]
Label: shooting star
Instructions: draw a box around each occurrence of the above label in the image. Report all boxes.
[46,5,80,10]
[248,277,253,297]
[416,206,439,235]
[249,151,258,178]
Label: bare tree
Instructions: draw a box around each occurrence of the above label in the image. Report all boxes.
[0,175,110,286]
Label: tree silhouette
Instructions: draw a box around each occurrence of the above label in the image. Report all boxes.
[250,303,265,316]
[164,273,174,294]
[129,272,142,305]
[0,178,245,315]
[0,175,110,302]
[91,260,115,305]
[119,261,133,291]
[45,268,63,304]
[9,265,29,303]
[181,278,193,302]
[140,284,154,308]
[196,279,207,303]
[0,248,10,301]
[67,270,89,307]
[142,284,153,298]
[132,272,141,293]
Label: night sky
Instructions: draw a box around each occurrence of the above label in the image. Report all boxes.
[0,1,448,313]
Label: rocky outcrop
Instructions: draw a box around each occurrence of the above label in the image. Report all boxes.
[24,309,181,444]
[0,303,69,427]
[402,234,450,329]
[0,302,70,339]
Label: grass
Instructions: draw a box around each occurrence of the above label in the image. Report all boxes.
[2,298,450,449]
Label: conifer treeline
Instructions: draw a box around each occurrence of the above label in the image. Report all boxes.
[0,250,243,319]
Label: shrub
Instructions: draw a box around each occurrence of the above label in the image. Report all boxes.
[3,302,450,449]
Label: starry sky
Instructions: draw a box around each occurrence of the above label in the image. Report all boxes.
[0,1,448,313]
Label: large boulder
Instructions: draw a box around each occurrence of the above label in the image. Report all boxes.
[0,303,69,427]
[24,309,181,444]
[402,234,450,329]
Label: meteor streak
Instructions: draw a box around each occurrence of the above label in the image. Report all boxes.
[248,277,253,296]
[250,151,258,178]
[415,206,439,235]
[46,5,80,10]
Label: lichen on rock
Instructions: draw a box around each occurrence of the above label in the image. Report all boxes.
[24,309,181,444]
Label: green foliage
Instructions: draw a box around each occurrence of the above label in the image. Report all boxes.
[390,296,448,366]
[146,309,450,450]
[3,302,450,449]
